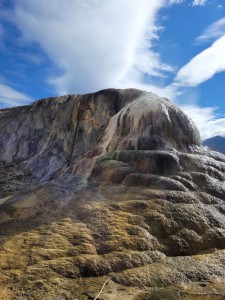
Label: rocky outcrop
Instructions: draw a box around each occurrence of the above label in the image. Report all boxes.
[0,89,200,180]
[0,89,225,300]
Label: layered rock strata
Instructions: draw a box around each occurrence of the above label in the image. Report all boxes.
[0,89,225,300]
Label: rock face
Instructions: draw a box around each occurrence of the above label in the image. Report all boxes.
[0,89,225,300]
[0,89,200,180]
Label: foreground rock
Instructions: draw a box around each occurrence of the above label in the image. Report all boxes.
[0,89,225,300]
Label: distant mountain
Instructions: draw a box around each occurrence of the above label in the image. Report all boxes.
[203,135,225,153]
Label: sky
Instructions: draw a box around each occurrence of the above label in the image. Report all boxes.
[0,0,225,139]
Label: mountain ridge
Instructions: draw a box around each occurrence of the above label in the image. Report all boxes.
[203,135,225,153]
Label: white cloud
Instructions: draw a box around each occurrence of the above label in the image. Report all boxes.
[168,0,184,4]
[182,104,225,140]
[174,35,225,87]
[196,17,225,43]
[118,77,177,100]
[169,0,207,4]
[217,5,223,10]
[2,0,208,98]
[0,83,31,107]
[8,0,175,95]
[192,0,207,5]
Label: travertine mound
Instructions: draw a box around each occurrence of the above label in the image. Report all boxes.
[0,89,200,180]
[0,89,225,300]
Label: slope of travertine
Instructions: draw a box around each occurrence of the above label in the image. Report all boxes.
[0,89,225,299]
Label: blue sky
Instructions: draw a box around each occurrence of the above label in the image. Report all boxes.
[0,0,225,139]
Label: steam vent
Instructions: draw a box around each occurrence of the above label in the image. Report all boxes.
[0,89,225,299]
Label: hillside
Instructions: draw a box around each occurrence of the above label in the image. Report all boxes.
[0,89,225,300]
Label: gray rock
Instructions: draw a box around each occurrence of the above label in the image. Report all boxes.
[0,88,225,299]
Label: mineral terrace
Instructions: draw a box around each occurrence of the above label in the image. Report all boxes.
[0,89,225,300]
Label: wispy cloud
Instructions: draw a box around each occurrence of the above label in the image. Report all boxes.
[168,0,184,4]
[7,0,174,95]
[0,83,31,107]
[217,5,223,10]
[2,0,209,97]
[170,30,225,139]
[196,17,225,43]
[182,104,225,139]
[192,0,207,6]
[174,35,225,87]
[169,0,207,5]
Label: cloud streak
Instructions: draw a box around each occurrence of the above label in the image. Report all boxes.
[169,0,207,5]
[192,0,207,6]
[0,83,31,107]
[196,17,225,43]
[174,35,225,87]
